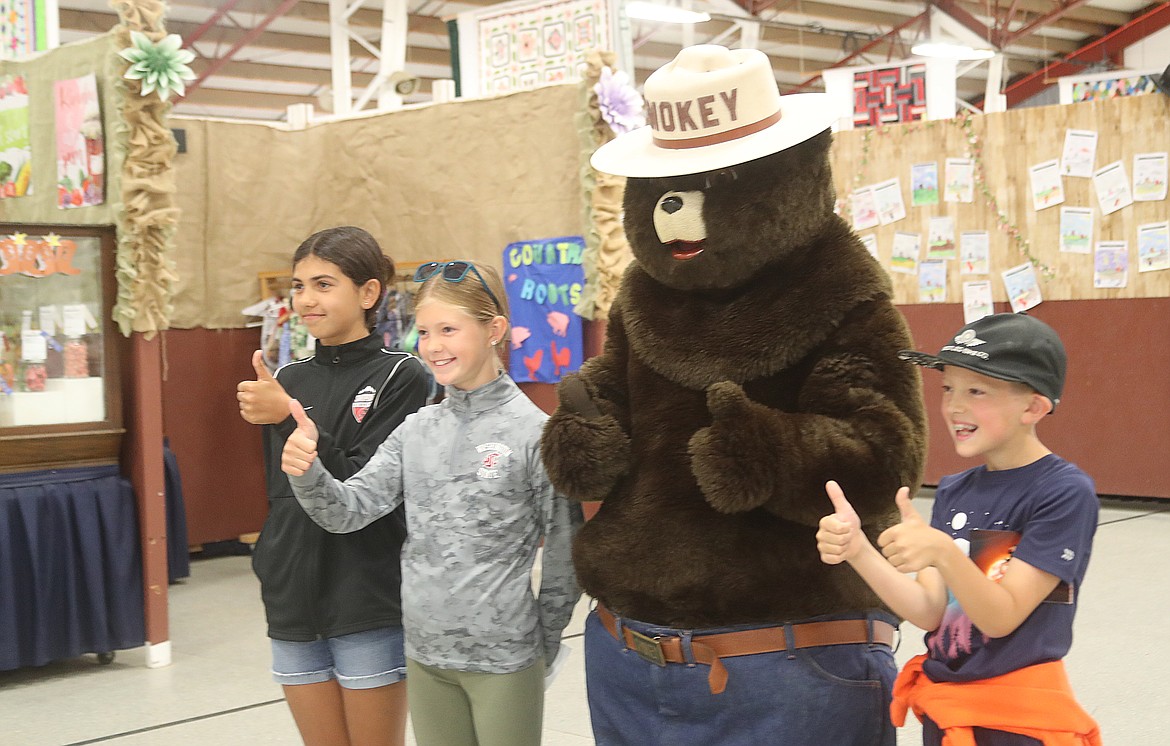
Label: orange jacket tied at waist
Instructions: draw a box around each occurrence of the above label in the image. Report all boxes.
[891,653,1102,746]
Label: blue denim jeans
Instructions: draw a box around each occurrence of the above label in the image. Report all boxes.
[584,608,898,746]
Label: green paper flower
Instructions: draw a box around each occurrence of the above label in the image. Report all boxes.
[120,31,196,101]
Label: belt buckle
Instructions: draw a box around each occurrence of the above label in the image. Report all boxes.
[628,628,666,667]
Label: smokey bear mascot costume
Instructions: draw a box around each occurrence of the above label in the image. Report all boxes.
[541,45,927,745]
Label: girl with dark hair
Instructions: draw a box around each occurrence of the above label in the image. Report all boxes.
[237,226,428,746]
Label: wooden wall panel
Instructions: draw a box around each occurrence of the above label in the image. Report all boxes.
[901,298,1170,499]
[160,328,268,545]
[831,94,1170,306]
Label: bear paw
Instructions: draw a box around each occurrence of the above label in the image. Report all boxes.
[541,412,630,502]
[688,382,774,513]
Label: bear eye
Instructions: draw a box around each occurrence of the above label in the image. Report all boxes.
[702,168,739,190]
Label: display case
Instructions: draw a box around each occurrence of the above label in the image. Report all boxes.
[0,223,123,473]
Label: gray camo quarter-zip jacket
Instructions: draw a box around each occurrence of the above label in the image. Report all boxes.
[289,372,583,674]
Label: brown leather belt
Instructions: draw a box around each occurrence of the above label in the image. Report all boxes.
[597,604,895,695]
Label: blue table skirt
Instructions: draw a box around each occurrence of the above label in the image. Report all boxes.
[0,465,145,671]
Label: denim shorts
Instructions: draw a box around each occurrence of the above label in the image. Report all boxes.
[584,608,898,746]
[271,626,406,690]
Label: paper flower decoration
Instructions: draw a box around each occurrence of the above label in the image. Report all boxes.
[119,32,196,101]
[594,67,645,136]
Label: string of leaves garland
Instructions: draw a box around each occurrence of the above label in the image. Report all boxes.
[840,114,1053,280]
[573,50,638,321]
[108,0,183,338]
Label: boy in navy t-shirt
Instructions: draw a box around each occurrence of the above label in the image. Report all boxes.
[816,313,1101,746]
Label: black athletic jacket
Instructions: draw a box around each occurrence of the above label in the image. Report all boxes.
[251,335,429,641]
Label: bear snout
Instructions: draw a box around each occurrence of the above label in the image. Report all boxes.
[653,190,708,246]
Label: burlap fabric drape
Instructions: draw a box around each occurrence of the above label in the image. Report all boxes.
[573,50,632,322]
[108,0,180,337]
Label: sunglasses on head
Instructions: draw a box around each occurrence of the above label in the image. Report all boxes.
[412,261,502,313]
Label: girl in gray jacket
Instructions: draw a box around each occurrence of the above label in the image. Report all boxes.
[281,260,582,746]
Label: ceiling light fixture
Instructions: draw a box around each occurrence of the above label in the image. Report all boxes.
[625,1,710,24]
[911,41,996,61]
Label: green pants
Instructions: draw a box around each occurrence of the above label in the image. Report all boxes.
[406,657,545,746]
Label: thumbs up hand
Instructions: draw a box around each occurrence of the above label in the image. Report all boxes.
[282,399,319,476]
[816,481,866,565]
[237,350,292,424]
[877,489,947,573]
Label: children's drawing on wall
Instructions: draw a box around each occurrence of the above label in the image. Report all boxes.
[1092,161,1133,216]
[1002,261,1042,313]
[960,230,990,274]
[962,280,994,324]
[1093,241,1129,289]
[54,74,105,209]
[911,161,938,206]
[1059,207,1093,254]
[850,187,879,230]
[964,280,992,325]
[927,216,956,259]
[1137,221,1169,273]
[944,158,974,203]
[0,75,31,199]
[918,259,946,303]
[859,233,879,261]
[503,236,585,384]
[54,73,104,209]
[1132,152,1168,202]
[1029,159,1065,211]
[873,177,906,225]
[1060,129,1097,177]
[890,232,920,274]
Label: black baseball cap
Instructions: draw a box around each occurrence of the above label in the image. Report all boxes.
[898,313,1067,410]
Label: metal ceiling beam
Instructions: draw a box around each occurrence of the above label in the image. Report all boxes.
[1001,0,1025,32]
[930,0,996,45]
[182,0,244,50]
[996,0,1094,47]
[1003,1,1170,106]
[788,11,929,92]
[184,0,303,95]
[965,0,1128,26]
[935,0,1112,47]
[186,58,372,86]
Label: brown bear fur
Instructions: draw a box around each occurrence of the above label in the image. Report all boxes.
[541,130,927,627]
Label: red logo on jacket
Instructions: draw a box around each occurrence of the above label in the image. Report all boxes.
[352,386,376,423]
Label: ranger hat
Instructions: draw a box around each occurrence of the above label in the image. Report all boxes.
[590,44,838,178]
[898,313,1067,410]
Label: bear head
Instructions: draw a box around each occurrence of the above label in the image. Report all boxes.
[621,129,839,292]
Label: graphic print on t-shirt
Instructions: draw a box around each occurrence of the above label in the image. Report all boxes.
[928,528,1074,663]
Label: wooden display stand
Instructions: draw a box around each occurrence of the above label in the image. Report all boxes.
[0,224,124,473]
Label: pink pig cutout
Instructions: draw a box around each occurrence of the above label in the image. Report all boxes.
[546,311,570,337]
[511,326,532,350]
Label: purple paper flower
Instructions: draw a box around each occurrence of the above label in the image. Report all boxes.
[594,67,645,136]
